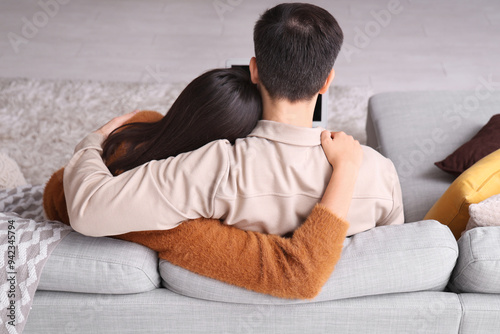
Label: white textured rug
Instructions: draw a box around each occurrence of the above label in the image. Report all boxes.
[0,77,371,185]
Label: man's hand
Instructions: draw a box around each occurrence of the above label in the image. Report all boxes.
[94,110,140,138]
[319,130,363,218]
[321,130,363,169]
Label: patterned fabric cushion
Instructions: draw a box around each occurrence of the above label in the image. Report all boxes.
[0,185,46,221]
[0,213,71,334]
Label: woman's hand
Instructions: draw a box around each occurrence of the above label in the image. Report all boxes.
[321,130,362,170]
[94,110,140,138]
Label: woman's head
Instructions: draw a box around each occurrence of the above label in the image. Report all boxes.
[103,68,262,175]
[163,67,263,149]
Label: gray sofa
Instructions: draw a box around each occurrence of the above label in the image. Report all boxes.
[25,91,500,333]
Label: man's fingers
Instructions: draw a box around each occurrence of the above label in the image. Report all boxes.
[321,130,335,147]
[331,131,348,139]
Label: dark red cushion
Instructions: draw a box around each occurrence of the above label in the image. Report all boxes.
[435,114,500,176]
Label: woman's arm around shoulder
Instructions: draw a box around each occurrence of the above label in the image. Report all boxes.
[115,130,362,299]
[64,112,229,237]
[116,204,347,299]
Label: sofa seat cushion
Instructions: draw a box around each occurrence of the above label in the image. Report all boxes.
[366,90,500,223]
[160,220,458,304]
[38,232,161,294]
[458,293,500,333]
[27,290,463,334]
[448,227,500,293]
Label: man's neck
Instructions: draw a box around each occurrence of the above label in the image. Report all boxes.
[261,92,317,128]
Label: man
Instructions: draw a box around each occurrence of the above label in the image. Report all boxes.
[64,3,403,237]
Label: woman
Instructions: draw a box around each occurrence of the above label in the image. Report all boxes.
[44,68,262,224]
[102,68,263,176]
[44,68,361,299]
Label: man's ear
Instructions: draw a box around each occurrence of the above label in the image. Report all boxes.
[249,57,260,84]
[318,69,335,95]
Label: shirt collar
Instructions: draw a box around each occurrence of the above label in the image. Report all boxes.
[248,120,324,147]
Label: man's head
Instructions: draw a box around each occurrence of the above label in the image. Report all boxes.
[252,3,343,103]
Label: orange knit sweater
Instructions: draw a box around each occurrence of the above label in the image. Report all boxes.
[43,111,349,299]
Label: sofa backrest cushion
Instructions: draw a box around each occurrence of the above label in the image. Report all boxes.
[467,193,500,230]
[366,90,500,222]
[160,220,457,304]
[39,232,161,294]
[448,226,500,294]
[450,226,500,293]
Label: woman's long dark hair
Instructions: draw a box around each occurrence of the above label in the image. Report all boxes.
[102,68,262,175]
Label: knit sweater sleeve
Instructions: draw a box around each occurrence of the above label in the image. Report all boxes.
[114,204,348,299]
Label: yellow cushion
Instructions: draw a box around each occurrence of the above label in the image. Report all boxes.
[424,149,500,240]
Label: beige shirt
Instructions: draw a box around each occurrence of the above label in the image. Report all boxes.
[64,120,404,237]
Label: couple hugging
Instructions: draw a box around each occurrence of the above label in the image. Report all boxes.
[43,3,404,299]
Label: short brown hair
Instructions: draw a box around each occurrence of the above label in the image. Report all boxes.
[254,3,343,102]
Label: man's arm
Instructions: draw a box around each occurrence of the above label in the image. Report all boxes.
[64,115,229,237]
